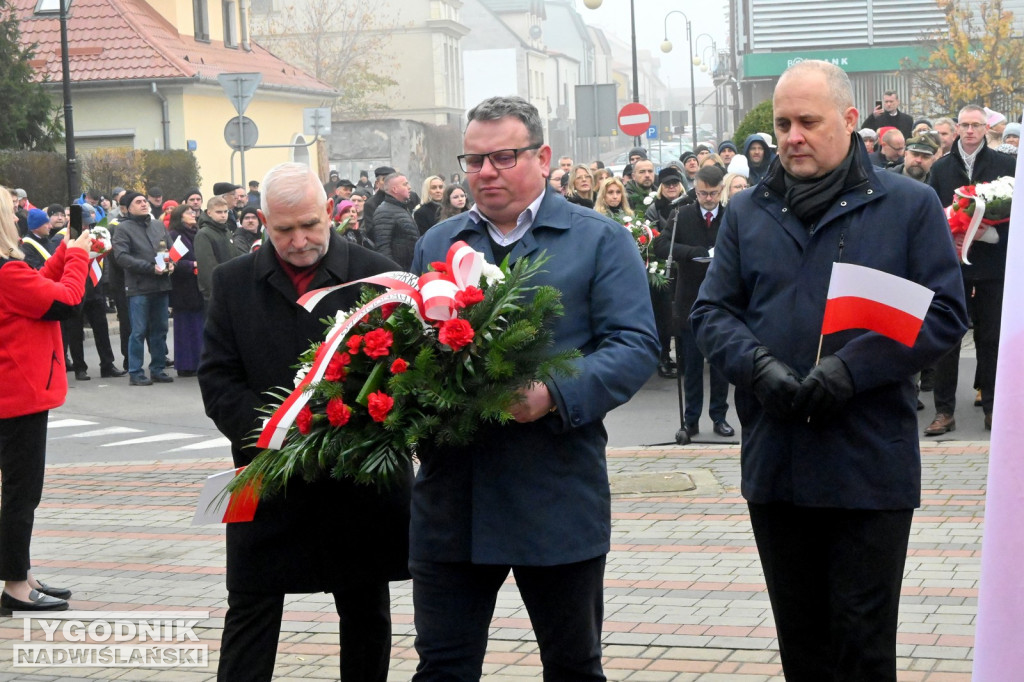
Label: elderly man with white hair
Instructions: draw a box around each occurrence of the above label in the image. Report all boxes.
[199,162,411,682]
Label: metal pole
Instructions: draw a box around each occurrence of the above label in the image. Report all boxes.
[59,0,78,205]
[629,0,641,147]
[688,21,697,150]
[236,77,247,187]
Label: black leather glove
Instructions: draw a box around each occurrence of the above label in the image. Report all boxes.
[751,346,802,420]
[792,355,855,422]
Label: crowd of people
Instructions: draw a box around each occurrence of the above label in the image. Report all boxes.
[0,63,1014,681]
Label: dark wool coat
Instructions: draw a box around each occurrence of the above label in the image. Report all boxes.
[692,142,969,511]
[652,202,720,331]
[168,227,203,312]
[928,138,1016,281]
[198,233,411,592]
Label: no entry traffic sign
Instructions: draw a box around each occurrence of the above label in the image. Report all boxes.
[618,103,652,137]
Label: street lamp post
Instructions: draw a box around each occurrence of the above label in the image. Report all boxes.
[34,0,78,205]
[661,11,698,150]
[583,0,642,145]
[694,40,720,138]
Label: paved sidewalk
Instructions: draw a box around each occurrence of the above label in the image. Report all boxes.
[0,440,986,681]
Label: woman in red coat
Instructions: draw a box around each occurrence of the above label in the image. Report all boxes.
[0,187,92,615]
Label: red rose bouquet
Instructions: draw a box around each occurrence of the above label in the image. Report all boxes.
[945,176,1012,265]
[88,225,112,259]
[228,243,580,498]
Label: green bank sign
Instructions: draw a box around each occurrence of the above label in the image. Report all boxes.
[743,46,931,78]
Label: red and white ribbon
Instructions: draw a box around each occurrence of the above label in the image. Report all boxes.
[257,241,484,450]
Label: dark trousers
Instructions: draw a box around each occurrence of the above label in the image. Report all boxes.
[650,283,674,362]
[64,297,117,373]
[933,278,1002,416]
[411,556,606,682]
[0,411,48,581]
[218,580,392,682]
[678,328,728,424]
[748,502,913,682]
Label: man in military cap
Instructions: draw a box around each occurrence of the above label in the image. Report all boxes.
[890,132,940,183]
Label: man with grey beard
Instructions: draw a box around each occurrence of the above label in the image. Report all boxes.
[890,132,940,183]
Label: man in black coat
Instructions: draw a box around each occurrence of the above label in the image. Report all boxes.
[370,173,419,269]
[861,90,914,140]
[924,104,1016,435]
[652,165,733,440]
[198,162,411,682]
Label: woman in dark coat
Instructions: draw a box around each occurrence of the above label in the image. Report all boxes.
[167,205,204,376]
[0,187,90,614]
[413,175,446,234]
[564,164,596,208]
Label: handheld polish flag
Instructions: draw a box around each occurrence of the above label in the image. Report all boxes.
[88,259,103,286]
[820,263,934,347]
[169,235,188,263]
[192,468,259,525]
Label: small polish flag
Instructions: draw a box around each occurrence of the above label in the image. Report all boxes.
[820,263,934,347]
[169,235,188,262]
[192,467,259,525]
[88,259,103,286]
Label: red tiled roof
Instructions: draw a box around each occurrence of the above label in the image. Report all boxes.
[12,0,336,96]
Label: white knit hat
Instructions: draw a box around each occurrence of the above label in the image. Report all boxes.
[728,154,750,179]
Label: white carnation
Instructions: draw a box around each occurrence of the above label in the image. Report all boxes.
[293,362,313,387]
[481,262,505,286]
[643,196,654,206]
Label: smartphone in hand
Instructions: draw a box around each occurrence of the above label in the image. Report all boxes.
[69,204,83,240]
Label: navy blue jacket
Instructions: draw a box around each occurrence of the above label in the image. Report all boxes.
[691,143,968,510]
[410,188,660,565]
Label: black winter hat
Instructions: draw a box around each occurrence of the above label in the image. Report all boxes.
[119,191,144,208]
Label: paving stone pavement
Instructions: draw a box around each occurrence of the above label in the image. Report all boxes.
[0,435,987,681]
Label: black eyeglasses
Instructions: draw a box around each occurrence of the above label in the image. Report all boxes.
[457,144,542,173]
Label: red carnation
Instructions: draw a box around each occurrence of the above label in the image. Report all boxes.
[455,286,485,309]
[380,303,399,320]
[638,234,648,245]
[362,328,394,359]
[651,228,660,237]
[430,261,449,274]
[296,406,314,434]
[324,352,351,382]
[439,318,475,351]
[346,334,363,354]
[367,391,394,422]
[326,398,351,427]
[390,358,408,374]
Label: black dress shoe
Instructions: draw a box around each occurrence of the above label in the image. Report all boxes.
[176,370,197,377]
[100,367,128,378]
[657,362,678,379]
[0,590,68,615]
[130,375,153,386]
[684,422,699,437]
[152,373,174,383]
[74,370,90,381]
[713,420,735,437]
[166,359,175,368]
[34,581,72,600]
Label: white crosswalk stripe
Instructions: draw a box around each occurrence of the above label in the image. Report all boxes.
[168,437,232,451]
[50,426,143,440]
[48,418,98,428]
[101,433,203,447]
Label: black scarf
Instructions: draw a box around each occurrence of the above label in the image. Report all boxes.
[770,133,867,228]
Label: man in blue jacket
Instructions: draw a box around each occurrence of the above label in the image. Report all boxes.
[410,95,660,681]
[691,61,968,681]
